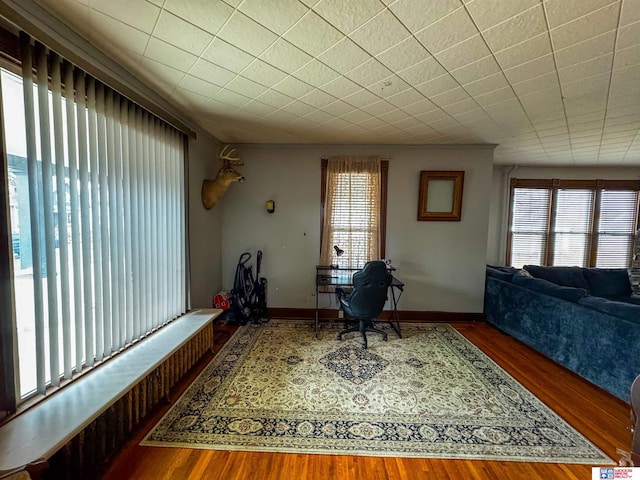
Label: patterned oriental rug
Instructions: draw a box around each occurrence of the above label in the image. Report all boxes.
[142,321,612,464]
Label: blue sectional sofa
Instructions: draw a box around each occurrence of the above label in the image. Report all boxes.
[484,265,640,402]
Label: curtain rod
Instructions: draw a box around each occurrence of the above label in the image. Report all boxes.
[321,155,394,160]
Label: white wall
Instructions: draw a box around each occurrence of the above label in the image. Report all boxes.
[188,130,223,308]
[486,166,640,265]
[220,144,494,313]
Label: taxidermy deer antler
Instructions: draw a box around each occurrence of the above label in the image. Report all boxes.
[201,144,245,210]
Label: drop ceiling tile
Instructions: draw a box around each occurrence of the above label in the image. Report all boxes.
[512,72,560,96]
[171,87,209,109]
[414,7,479,54]
[544,0,619,29]
[402,97,439,116]
[452,108,489,124]
[358,116,388,130]
[218,11,278,56]
[350,10,411,56]
[465,0,540,31]
[314,0,385,35]
[321,76,363,98]
[191,58,236,86]
[346,59,394,87]
[140,57,184,85]
[321,99,357,116]
[463,72,509,96]
[293,59,340,87]
[617,20,640,50]
[442,97,479,115]
[263,109,300,125]
[260,39,313,72]
[92,0,160,33]
[386,88,427,108]
[415,73,460,98]
[389,0,460,34]
[255,89,295,108]
[450,56,501,85]
[554,31,616,70]
[238,0,309,34]
[340,109,373,123]
[503,54,556,84]
[369,75,411,98]
[280,100,316,117]
[549,3,620,50]
[179,74,222,97]
[392,116,423,129]
[343,88,382,108]
[562,73,611,98]
[558,55,613,84]
[145,37,198,73]
[214,88,252,108]
[299,88,338,108]
[237,100,277,118]
[564,92,608,116]
[378,109,410,124]
[620,0,640,26]
[318,38,370,74]
[494,32,553,69]
[396,56,447,84]
[430,87,472,107]
[200,97,240,116]
[284,11,343,56]
[614,44,640,70]
[302,109,334,124]
[435,34,492,71]
[240,59,288,87]
[225,75,269,98]
[88,10,149,55]
[474,86,516,106]
[376,36,431,73]
[272,76,315,98]
[164,0,233,35]
[201,38,255,74]
[152,10,213,55]
[482,5,546,52]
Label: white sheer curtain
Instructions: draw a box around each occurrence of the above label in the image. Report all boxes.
[13,33,186,398]
[320,156,381,268]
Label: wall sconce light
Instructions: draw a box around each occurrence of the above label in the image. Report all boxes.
[265,200,275,214]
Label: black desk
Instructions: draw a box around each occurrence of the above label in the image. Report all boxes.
[315,265,404,338]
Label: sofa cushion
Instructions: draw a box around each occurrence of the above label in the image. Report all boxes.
[579,295,640,324]
[512,274,588,303]
[486,266,517,282]
[582,268,632,298]
[524,265,590,290]
[607,295,640,306]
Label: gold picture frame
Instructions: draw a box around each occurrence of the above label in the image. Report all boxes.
[417,170,465,221]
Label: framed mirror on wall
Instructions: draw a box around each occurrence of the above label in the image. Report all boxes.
[417,171,465,221]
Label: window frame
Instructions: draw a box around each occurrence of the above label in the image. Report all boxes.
[506,178,640,268]
[320,158,389,262]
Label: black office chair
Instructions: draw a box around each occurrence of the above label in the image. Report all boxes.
[336,261,392,349]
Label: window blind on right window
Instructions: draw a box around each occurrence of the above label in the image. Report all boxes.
[507,179,640,268]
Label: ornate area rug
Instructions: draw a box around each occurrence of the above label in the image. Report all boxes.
[142,321,612,464]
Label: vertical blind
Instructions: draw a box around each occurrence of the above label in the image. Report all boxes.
[508,179,639,269]
[320,157,381,269]
[5,33,186,403]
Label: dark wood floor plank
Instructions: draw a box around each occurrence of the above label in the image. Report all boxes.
[98,321,631,480]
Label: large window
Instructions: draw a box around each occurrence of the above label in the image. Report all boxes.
[508,179,640,268]
[0,33,186,410]
[320,157,388,268]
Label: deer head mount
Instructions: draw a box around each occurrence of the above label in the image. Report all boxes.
[201,144,245,210]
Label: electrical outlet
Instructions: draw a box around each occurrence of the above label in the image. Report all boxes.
[338,310,344,319]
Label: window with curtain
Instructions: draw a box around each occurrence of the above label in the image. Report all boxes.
[320,157,388,268]
[0,32,187,411]
[507,179,640,269]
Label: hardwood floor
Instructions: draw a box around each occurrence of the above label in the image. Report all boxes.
[99,322,632,480]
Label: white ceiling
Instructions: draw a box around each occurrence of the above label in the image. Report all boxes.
[35,0,640,166]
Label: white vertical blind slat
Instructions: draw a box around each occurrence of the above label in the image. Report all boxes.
[64,62,84,374]
[87,76,104,362]
[113,94,126,349]
[20,34,46,394]
[50,52,72,380]
[130,106,141,340]
[105,90,119,349]
[76,70,94,368]
[36,43,61,388]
